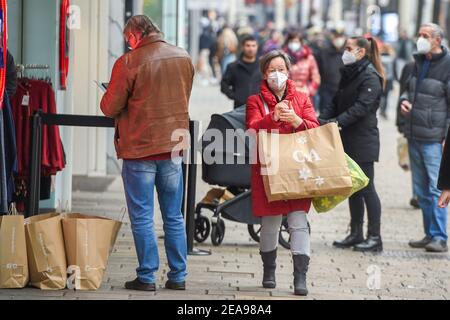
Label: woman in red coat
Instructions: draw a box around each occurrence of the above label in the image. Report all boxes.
[246,50,320,296]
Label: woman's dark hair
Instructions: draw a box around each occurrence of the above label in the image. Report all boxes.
[350,36,386,87]
[259,50,292,75]
[283,32,303,47]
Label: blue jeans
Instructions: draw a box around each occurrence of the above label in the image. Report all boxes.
[409,140,448,242]
[122,159,187,284]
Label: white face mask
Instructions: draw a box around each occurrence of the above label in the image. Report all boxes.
[288,42,301,52]
[342,49,359,66]
[417,37,432,54]
[333,37,346,49]
[268,71,288,91]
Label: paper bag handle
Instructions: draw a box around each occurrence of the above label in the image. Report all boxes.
[118,207,127,223]
[8,203,19,216]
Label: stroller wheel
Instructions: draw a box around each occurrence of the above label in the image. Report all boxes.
[194,216,211,243]
[279,218,291,250]
[211,219,226,246]
[247,224,261,243]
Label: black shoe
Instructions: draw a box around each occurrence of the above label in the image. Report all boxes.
[125,278,156,291]
[165,280,186,290]
[293,255,310,296]
[333,223,364,249]
[260,250,277,289]
[354,236,383,253]
[409,236,432,249]
[425,239,449,253]
[410,198,420,209]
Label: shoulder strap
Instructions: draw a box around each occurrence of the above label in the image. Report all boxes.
[259,94,270,115]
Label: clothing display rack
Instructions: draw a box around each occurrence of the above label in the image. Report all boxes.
[27,112,210,256]
[15,64,50,78]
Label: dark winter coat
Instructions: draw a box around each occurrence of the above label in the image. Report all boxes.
[400,47,450,143]
[221,58,263,108]
[320,57,383,163]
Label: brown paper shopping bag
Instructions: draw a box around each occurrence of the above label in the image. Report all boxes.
[259,123,353,202]
[0,208,29,289]
[25,213,67,290]
[62,213,122,291]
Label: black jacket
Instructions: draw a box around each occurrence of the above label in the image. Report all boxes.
[317,43,343,93]
[400,47,450,142]
[320,58,383,163]
[396,61,415,134]
[439,127,450,190]
[6,50,17,97]
[221,58,262,108]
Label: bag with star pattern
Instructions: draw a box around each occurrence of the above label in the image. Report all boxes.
[259,123,353,202]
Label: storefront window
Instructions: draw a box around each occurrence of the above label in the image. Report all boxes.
[143,0,163,29]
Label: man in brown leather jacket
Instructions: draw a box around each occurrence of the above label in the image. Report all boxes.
[101,15,194,292]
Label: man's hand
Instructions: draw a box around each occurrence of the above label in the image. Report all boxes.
[438,190,450,208]
[401,100,413,116]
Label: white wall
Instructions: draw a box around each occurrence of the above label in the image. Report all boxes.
[71,0,110,177]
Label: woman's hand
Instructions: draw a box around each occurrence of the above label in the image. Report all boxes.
[439,190,450,208]
[280,105,304,129]
[273,101,290,122]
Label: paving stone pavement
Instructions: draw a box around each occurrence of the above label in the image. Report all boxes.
[1,81,449,300]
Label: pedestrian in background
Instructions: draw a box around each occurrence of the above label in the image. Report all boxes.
[396,60,420,210]
[246,50,320,296]
[320,36,385,253]
[400,23,450,253]
[101,15,195,291]
[282,32,321,106]
[198,25,217,86]
[262,30,283,54]
[317,30,345,115]
[216,25,239,75]
[379,43,396,120]
[221,35,262,108]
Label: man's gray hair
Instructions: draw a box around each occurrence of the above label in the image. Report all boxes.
[421,23,445,39]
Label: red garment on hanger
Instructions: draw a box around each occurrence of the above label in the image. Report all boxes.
[11,79,66,178]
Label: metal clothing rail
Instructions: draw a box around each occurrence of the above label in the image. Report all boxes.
[27,111,209,256]
[16,64,51,78]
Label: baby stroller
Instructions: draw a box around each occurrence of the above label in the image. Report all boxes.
[194,106,290,249]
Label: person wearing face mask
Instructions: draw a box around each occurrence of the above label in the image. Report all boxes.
[101,15,195,292]
[316,31,346,115]
[282,32,321,104]
[246,50,320,296]
[400,23,450,253]
[319,36,385,253]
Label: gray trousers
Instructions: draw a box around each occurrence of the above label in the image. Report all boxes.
[260,211,310,256]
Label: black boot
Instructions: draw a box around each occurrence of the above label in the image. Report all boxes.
[260,250,277,289]
[293,255,310,296]
[333,223,364,249]
[354,236,383,253]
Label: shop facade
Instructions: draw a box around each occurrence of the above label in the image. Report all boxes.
[6,0,186,212]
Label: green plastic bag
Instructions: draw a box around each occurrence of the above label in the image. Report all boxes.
[313,155,370,213]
